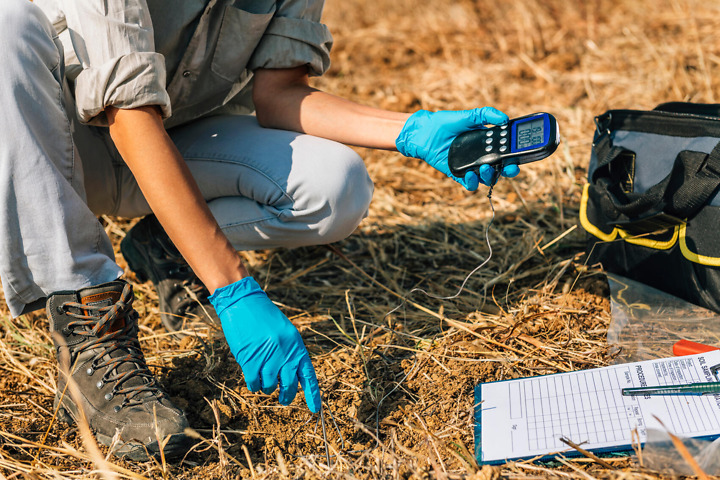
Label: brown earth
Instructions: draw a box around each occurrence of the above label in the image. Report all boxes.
[2,0,720,478]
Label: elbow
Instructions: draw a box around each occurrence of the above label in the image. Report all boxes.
[255,111,270,128]
[252,85,268,126]
[252,67,311,130]
[252,88,279,129]
[252,75,284,129]
[254,105,273,129]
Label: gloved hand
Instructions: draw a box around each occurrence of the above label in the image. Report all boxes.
[395,107,520,191]
[208,277,321,413]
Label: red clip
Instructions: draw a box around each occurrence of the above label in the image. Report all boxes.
[673,339,720,356]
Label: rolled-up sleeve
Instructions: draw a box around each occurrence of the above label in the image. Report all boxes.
[248,0,333,76]
[62,0,170,125]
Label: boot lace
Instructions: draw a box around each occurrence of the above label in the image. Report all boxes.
[59,283,163,409]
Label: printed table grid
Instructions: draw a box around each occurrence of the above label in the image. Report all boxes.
[524,368,634,451]
[522,359,720,452]
[479,353,720,464]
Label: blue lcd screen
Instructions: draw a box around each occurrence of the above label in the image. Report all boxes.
[515,118,544,150]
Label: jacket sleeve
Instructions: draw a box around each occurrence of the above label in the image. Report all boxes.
[247,0,333,76]
[61,0,171,125]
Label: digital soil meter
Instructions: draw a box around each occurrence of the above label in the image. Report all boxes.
[448,112,560,179]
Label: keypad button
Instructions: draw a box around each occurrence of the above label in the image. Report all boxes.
[500,146,508,152]
[500,130,508,137]
[486,130,494,137]
[500,137,508,145]
[485,145,493,152]
[485,138,493,144]
[500,125,508,130]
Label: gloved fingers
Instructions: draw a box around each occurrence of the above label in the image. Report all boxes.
[298,355,322,413]
[501,163,520,178]
[261,365,281,395]
[278,365,300,406]
[444,107,509,137]
[478,163,520,186]
[243,368,262,393]
[478,164,499,186]
[462,171,479,192]
[475,107,509,127]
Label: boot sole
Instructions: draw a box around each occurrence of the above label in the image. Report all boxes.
[55,401,192,462]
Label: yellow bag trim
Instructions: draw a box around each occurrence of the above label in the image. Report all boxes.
[679,224,720,266]
[580,184,617,242]
[580,184,680,250]
[619,226,679,250]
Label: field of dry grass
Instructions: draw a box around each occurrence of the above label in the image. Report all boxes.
[3,0,720,478]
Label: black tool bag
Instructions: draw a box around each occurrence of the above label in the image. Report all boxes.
[581,102,720,312]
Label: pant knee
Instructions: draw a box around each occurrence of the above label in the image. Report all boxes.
[305,145,374,243]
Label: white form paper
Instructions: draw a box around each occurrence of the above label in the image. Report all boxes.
[476,350,720,464]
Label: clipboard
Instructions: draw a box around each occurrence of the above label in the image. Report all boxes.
[475,351,720,464]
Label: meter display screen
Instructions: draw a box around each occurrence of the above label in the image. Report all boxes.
[447,112,559,178]
[516,118,544,150]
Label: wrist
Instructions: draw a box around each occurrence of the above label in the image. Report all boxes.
[203,255,250,294]
[395,110,430,158]
[208,276,263,315]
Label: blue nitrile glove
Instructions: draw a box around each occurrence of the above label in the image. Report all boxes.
[208,277,321,413]
[395,107,520,191]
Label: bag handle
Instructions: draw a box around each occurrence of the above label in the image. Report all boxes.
[592,133,720,220]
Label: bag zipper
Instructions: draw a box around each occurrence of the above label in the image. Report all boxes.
[654,102,720,117]
[595,106,720,139]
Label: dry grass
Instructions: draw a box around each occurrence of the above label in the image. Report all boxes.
[3,0,720,478]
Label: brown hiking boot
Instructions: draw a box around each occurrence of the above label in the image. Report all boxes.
[120,215,218,336]
[47,280,191,461]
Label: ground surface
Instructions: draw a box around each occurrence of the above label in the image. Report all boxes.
[3,0,720,478]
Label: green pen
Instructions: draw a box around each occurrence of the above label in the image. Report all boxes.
[622,381,720,396]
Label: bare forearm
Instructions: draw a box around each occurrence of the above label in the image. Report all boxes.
[254,68,411,149]
[106,106,248,292]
